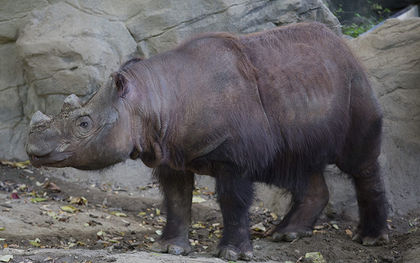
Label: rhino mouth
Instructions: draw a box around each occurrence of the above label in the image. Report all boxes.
[29,151,72,168]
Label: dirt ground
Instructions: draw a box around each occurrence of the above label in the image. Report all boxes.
[0,163,419,263]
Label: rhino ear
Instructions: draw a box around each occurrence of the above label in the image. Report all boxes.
[62,94,82,111]
[112,72,129,98]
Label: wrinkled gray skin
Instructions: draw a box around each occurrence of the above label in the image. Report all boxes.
[26,23,388,261]
[26,80,137,170]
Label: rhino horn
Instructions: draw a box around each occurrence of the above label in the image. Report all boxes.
[62,94,82,111]
[30,111,52,127]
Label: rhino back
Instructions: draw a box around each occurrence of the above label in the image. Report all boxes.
[239,23,363,161]
[146,35,275,170]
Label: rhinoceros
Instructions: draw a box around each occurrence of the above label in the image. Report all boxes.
[26,22,388,260]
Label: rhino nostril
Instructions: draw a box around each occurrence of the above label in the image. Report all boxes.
[29,153,49,161]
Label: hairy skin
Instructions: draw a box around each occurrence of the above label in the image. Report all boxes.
[26,23,388,261]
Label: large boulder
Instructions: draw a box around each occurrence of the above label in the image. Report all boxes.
[0,0,49,44]
[16,2,137,115]
[0,0,50,160]
[0,43,27,160]
[126,0,340,57]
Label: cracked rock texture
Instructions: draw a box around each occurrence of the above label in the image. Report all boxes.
[1,0,339,161]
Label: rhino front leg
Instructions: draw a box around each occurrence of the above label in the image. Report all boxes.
[216,174,254,261]
[152,166,194,255]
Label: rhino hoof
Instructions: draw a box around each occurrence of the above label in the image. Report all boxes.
[217,245,253,261]
[352,232,389,246]
[168,244,188,255]
[151,240,191,255]
[272,230,312,242]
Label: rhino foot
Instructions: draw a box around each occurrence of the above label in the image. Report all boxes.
[217,245,253,261]
[151,238,191,255]
[352,231,389,246]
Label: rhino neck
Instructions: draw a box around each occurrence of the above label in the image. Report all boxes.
[128,62,172,168]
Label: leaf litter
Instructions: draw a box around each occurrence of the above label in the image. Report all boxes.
[0,164,419,262]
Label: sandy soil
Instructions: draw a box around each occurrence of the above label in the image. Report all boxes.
[0,164,419,263]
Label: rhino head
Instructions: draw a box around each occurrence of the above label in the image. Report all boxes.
[26,73,142,170]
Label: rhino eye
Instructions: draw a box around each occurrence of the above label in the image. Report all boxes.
[76,116,93,132]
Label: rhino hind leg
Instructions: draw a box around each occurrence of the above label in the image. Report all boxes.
[152,166,194,255]
[216,174,254,261]
[336,101,388,245]
[349,161,389,246]
[272,172,329,242]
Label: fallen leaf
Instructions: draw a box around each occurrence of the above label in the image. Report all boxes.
[0,227,4,231]
[60,205,78,213]
[0,160,30,169]
[137,211,146,216]
[192,196,206,203]
[29,238,41,247]
[121,219,130,226]
[111,211,127,217]
[10,192,19,199]
[155,230,162,235]
[332,224,339,230]
[155,208,160,216]
[97,231,105,240]
[31,197,48,203]
[69,196,88,205]
[251,222,266,232]
[23,169,34,174]
[270,212,278,220]
[47,211,57,219]
[345,229,353,237]
[0,255,13,262]
[305,252,326,263]
[18,184,28,191]
[192,223,206,229]
[77,241,86,246]
[43,181,61,192]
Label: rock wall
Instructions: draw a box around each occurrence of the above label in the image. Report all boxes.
[0,0,340,161]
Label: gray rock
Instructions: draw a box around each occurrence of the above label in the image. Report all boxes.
[0,43,24,89]
[16,1,137,115]
[0,0,49,43]
[127,0,340,57]
[0,43,27,160]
